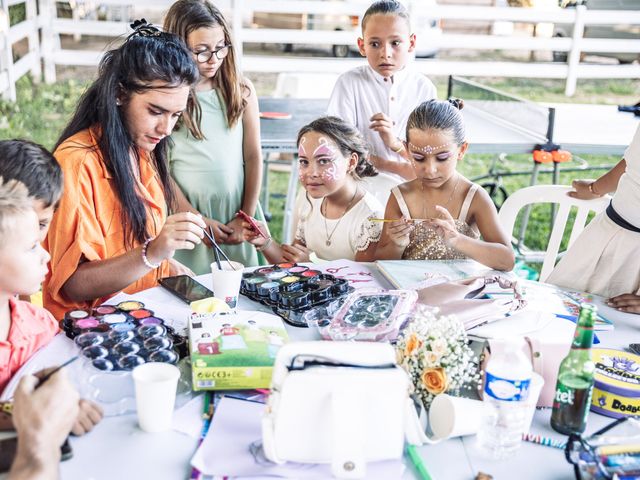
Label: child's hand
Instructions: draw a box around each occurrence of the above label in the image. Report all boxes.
[281,244,311,263]
[387,218,413,248]
[203,218,234,245]
[242,220,269,247]
[224,217,245,245]
[429,206,459,246]
[71,399,103,436]
[369,113,398,149]
[607,294,640,314]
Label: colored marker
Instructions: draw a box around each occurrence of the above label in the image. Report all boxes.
[406,444,432,480]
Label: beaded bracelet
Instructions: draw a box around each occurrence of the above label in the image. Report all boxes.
[256,237,273,252]
[142,237,161,269]
[0,401,13,416]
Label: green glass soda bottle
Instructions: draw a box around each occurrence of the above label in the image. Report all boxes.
[550,303,597,435]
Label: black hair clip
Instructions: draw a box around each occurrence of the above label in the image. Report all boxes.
[129,19,161,38]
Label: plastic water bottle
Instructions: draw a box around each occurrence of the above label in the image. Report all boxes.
[476,338,532,459]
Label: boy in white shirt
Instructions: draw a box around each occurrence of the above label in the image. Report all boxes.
[327,0,437,182]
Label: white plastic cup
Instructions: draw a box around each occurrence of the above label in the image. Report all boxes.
[211,261,244,309]
[132,363,180,433]
[522,372,545,433]
[428,394,489,440]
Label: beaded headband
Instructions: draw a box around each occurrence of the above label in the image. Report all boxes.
[407,142,455,154]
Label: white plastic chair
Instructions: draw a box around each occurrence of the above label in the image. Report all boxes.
[358,172,402,207]
[498,185,610,282]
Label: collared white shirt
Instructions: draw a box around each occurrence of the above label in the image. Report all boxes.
[327,64,437,162]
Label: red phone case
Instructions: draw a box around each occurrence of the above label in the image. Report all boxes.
[236,210,266,238]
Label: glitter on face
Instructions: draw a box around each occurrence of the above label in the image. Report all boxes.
[408,142,455,155]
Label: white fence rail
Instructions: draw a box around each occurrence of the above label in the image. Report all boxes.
[0,0,638,101]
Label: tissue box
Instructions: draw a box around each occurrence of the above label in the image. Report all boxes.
[188,310,289,390]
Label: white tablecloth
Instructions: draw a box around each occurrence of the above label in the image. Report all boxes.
[45,267,639,480]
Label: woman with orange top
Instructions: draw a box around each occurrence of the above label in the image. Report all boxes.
[44,20,206,320]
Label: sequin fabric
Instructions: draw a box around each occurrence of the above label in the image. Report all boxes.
[402,220,479,260]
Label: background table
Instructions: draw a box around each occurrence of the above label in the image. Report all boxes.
[54,266,638,480]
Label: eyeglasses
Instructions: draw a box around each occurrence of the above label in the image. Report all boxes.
[192,45,231,63]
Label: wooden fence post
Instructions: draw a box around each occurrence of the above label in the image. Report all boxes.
[565,4,585,97]
[40,0,56,83]
[26,0,41,80]
[0,1,15,100]
[231,0,243,68]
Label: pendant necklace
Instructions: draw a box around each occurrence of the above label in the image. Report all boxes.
[322,187,360,247]
[422,175,461,220]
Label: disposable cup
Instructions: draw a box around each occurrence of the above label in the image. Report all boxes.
[522,372,545,433]
[132,362,180,433]
[211,261,244,309]
[428,394,489,440]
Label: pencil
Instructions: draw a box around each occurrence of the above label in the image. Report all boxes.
[406,444,432,480]
[522,433,566,449]
[190,392,214,479]
[368,217,429,223]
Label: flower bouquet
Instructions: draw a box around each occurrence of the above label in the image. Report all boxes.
[396,305,480,410]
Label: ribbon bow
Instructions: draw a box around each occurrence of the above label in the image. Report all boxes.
[129,18,161,38]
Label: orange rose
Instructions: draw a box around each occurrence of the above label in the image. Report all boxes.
[404,334,422,356]
[421,367,448,395]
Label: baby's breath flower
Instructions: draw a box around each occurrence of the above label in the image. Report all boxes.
[395,306,479,410]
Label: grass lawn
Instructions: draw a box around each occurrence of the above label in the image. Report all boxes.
[2,74,635,274]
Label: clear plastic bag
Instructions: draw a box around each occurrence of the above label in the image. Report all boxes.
[305,288,417,342]
[566,417,640,480]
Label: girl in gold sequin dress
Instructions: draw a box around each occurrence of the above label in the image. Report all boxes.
[375,100,515,271]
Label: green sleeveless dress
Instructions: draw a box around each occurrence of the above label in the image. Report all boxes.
[169,89,265,274]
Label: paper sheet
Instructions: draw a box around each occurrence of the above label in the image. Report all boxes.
[317,260,386,290]
[191,397,405,479]
[0,333,79,400]
[469,310,577,345]
[469,310,557,338]
[172,394,205,439]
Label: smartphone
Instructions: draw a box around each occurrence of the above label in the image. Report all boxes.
[236,210,266,238]
[159,275,213,304]
[0,437,73,473]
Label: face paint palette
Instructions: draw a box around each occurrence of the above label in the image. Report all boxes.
[63,301,183,371]
[306,288,418,342]
[240,264,353,327]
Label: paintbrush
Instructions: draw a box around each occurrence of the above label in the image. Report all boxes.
[36,356,80,388]
[202,226,237,271]
[205,226,222,270]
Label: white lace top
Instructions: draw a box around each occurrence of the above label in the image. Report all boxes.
[295,191,384,261]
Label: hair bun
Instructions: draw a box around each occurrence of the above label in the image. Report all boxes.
[448,98,464,111]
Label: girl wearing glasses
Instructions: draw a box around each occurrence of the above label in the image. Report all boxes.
[164,0,266,273]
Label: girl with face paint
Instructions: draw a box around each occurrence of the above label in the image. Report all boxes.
[375,100,515,271]
[242,116,384,263]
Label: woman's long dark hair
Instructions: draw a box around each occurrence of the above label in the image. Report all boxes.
[55,23,199,246]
